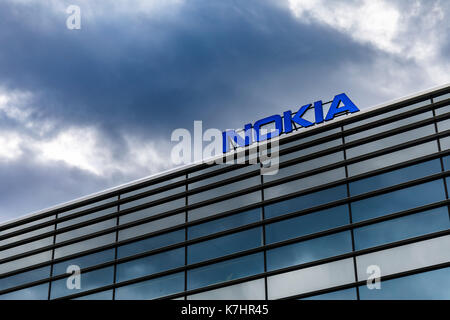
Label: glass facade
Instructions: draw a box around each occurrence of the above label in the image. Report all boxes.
[0,87,449,300]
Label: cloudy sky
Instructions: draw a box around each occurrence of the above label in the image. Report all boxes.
[0,0,449,223]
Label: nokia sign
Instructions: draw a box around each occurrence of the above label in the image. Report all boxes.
[222,93,359,153]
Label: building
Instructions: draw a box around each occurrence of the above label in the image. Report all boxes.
[0,85,449,300]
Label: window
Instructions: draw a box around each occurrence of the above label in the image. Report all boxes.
[188,227,262,264]
[356,235,450,281]
[54,233,116,259]
[359,267,450,300]
[0,283,49,300]
[266,231,353,271]
[354,207,450,250]
[118,213,184,241]
[121,176,185,199]
[0,251,52,274]
[0,266,50,291]
[301,287,357,300]
[267,258,355,299]
[0,236,53,260]
[115,272,184,300]
[264,184,347,219]
[119,198,185,224]
[347,141,439,176]
[118,229,185,259]
[50,266,114,299]
[52,249,115,276]
[188,165,258,189]
[187,279,265,300]
[264,168,346,200]
[116,247,184,282]
[266,205,349,244]
[56,218,116,243]
[73,290,113,300]
[187,253,264,290]
[349,159,442,196]
[351,179,446,222]
[188,208,261,240]
[279,139,342,162]
[434,92,450,103]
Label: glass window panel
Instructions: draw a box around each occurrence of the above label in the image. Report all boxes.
[265,184,347,219]
[301,287,357,300]
[115,272,184,300]
[266,205,349,244]
[267,231,353,271]
[53,249,115,276]
[188,227,262,264]
[57,207,117,229]
[0,250,52,274]
[58,197,118,218]
[117,229,185,259]
[187,253,264,290]
[351,179,446,222]
[264,151,344,183]
[0,224,54,247]
[356,235,450,281]
[188,163,226,178]
[187,279,265,300]
[188,208,261,240]
[435,104,450,115]
[345,111,433,143]
[0,283,49,300]
[118,213,184,241]
[439,136,450,150]
[344,99,431,130]
[56,218,116,243]
[347,141,439,176]
[267,258,355,299]
[121,176,185,199]
[354,207,450,250]
[280,127,342,150]
[437,118,450,132]
[54,233,116,259]
[116,247,184,283]
[346,125,436,159]
[73,290,113,300]
[264,168,346,200]
[0,236,53,260]
[359,267,450,300]
[434,92,450,103]
[50,266,114,299]
[0,215,55,238]
[349,159,442,196]
[0,266,50,291]
[443,155,450,171]
[188,191,261,221]
[120,186,185,211]
[279,139,342,162]
[189,165,259,189]
[188,176,260,204]
[119,198,185,224]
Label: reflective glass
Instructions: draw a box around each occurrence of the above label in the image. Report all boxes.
[115,272,184,300]
[265,184,347,219]
[0,266,50,291]
[56,218,116,243]
[437,119,450,132]
[188,208,261,240]
[118,212,184,241]
[266,205,349,244]
[0,283,49,300]
[0,215,55,239]
[0,250,52,274]
[187,253,264,290]
[439,136,450,150]
[187,279,265,300]
[435,104,450,115]
[189,165,258,189]
[267,258,355,299]
[302,287,357,300]
[0,236,53,260]
[73,290,113,300]
[54,233,116,259]
[121,175,185,199]
[443,155,450,171]
[347,141,439,176]
[118,229,185,259]
[434,92,450,103]
[50,266,114,299]
[58,197,117,218]
[0,224,54,247]
[264,152,344,183]
[359,267,450,300]
[354,207,450,250]
[346,125,435,159]
[264,168,346,200]
[356,235,450,281]
[349,159,442,196]
[120,186,185,211]
[279,139,342,162]
[120,198,185,224]
[57,207,117,229]
[53,249,115,276]
[116,247,184,282]
[280,128,341,149]
[267,231,353,271]
[188,227,262,264]
[188,191,261,221]
[351,179,446,223]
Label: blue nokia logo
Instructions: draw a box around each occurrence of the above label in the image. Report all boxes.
[222,93,359,153]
